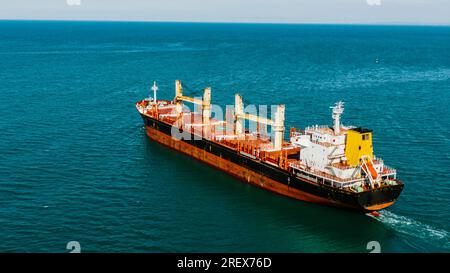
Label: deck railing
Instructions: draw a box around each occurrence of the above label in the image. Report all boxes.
[289,162,364,187]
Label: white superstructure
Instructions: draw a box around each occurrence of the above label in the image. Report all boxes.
[289,102,397,191]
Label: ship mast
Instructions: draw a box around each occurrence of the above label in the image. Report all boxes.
[331,101,344,134]
[151,81,158,105]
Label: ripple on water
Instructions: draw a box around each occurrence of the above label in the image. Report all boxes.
[0,22,449,252]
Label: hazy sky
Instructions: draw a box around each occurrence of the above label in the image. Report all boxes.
[0,0,449,25]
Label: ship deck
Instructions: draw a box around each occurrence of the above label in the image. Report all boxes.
[139,100,301,168]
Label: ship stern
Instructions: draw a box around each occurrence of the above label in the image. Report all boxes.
[357,181,404,212]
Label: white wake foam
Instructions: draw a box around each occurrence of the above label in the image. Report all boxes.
[376,210,450,250]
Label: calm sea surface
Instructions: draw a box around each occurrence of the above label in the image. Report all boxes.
[0,21,449,252]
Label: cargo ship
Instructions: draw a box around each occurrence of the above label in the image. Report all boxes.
[136,80,404,212]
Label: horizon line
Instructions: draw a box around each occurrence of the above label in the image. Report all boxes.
[1,18,449,27]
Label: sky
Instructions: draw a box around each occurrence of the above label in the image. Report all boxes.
[0,0,449,25]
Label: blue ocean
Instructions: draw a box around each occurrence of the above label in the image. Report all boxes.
[0,21,449,252]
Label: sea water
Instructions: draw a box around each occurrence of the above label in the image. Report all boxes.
[0,21,449,252]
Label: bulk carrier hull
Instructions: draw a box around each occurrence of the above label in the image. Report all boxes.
[140,114,403,212]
